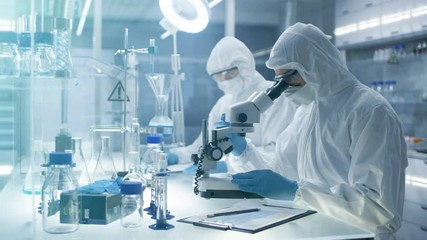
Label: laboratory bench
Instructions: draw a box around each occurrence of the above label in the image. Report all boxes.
[0,168,375,240]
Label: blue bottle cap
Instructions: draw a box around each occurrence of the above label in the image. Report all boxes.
[0,31,18,44]
[19,33,31,48]
[146,134,162,144]
[48,152,73,165]
[34,32,53,45]
[369,81,378,85]
[121,181,142,195]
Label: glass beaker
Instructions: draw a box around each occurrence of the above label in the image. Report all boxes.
[145,74,178,135]
[23,140,45,195]
[92,136,117,181]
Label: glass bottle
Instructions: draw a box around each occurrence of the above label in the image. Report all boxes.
[142,135,162,185]
[18,32,31,77]
[123,151,146,187]
[42,152,79,234]
[53,18,73,78]
[71,137,91,186]
[120,181,143,228]
[92,136,117,181]
[0,31,19,76]
[34,32,55,77]
[23,140,45,195]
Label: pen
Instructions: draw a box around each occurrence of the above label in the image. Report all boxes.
[206,208,260,218]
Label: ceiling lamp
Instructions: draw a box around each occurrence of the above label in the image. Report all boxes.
[159,0,210,34]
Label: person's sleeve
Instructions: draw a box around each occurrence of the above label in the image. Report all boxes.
[226,139,275,173]
[294,105,408,234]
[170,97,226,164]
[169,133,202,164]
[227,98,300,174]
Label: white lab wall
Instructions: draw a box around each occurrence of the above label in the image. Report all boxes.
[336,0,427,47]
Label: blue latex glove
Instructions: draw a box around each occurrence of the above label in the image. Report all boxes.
[167,151,179,165]
[231,169,298,200]
[215,113,247,156]
[214,113,231,128]
[183,161,228,175]
[228,133,247,156]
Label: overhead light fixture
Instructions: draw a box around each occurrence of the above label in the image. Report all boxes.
[358,18,380,30]
[412,6,427,17]
[159,0,210,34]
[381,11,411,25]
[335,5,427,37]
[334,24,357,36]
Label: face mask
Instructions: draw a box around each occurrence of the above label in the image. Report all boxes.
[217,75,244,95]
[284,84,316,105]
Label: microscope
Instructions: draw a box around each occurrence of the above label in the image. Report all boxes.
[192,70,297,199]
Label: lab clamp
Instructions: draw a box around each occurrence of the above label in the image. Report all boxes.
[192,71,294,199]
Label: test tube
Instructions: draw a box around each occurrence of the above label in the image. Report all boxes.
[149,39,156,75]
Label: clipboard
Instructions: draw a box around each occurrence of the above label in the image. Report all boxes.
[178,204,316,234]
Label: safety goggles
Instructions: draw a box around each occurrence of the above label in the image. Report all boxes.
[210,66,240,82]
[273,70,302,86]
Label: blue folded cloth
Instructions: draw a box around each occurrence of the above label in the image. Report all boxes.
[77,178,123,194]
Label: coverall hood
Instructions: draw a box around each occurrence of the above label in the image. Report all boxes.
[207,36,265,95]
[266,23,359,99]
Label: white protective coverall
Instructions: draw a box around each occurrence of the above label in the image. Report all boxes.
[170,36,298,172]
[230,23,408,239]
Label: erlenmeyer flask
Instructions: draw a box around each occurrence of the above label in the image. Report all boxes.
[92,136,117,181]
[72,137,91,185]
[23,140,45,195]
[145,74,177,136]
[86,127,101,181]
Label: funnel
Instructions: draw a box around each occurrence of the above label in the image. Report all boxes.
[146,73,178,133]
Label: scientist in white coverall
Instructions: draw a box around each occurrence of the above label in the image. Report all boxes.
[229,23,408,239]
[168,36,298,173]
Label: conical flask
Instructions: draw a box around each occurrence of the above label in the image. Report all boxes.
[145,74,177,130]
[23,140,45,195]
[71,137,91,185]
[86,127,101,181]
[92,136,117,181]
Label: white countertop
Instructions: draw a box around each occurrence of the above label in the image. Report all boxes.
[0,170,374,240]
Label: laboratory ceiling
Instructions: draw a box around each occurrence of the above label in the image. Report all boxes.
[93,0,331,26]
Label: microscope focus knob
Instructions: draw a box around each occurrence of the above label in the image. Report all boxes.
[237,113,247,123]
[208,147,223,161]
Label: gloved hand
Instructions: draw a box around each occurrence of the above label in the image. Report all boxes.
[214,113,231,128]
[183,161,228,175]
[231,169,298,200]
[228,133,247,156]
[215,113,247,156]
[167,151,179,165]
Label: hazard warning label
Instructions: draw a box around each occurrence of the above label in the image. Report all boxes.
[108,81,130,102]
